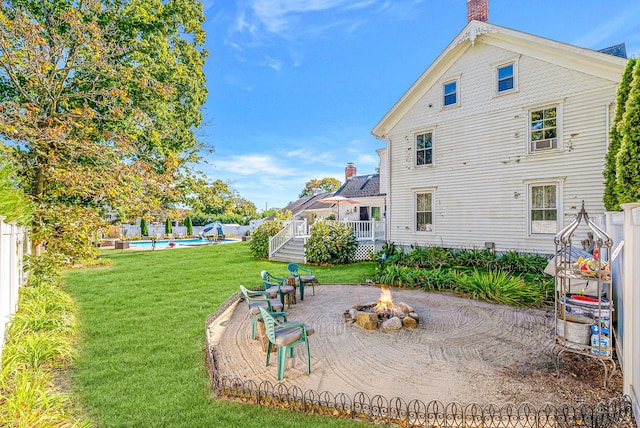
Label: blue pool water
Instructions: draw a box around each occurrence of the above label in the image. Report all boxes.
[129,238,230,249]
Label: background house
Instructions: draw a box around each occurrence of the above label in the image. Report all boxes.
[282,162,386,225]
[281,192,335,224]
[372,0,627,255]
[329,163,386,222]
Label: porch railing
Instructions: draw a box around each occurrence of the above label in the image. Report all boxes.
[342,220,385,242]
[268,220,308,259]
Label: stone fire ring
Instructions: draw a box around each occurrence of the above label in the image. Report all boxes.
[208,284,558,405]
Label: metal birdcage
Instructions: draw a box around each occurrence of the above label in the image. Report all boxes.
[553,202,616,387]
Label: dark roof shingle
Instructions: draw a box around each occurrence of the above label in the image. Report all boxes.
[334,174,380,198]
[598,43,627,59]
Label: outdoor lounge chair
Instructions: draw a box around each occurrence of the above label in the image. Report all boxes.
[287,263,317,300]
[261,270,295,308]
[258,306,314,380]
[239,285,286,340]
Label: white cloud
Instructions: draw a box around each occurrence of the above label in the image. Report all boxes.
[261,55,283,71]
[211,153,294,176]
[252,0,359,33]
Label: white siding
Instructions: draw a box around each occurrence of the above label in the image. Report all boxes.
[385,42,622,254]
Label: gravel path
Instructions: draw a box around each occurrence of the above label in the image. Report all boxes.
[208,284,565,405]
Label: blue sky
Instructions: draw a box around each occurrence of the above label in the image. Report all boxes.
[197,0,640,212]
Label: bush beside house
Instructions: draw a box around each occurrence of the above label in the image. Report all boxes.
[305,220,358,265]
[249,221,284,259]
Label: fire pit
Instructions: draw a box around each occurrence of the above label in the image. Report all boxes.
[344,286,420,331]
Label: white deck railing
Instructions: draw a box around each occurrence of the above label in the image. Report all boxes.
[341,220,386,242]
[268,220,308,259]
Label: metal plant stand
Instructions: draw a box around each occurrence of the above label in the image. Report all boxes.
[553,203,616,387]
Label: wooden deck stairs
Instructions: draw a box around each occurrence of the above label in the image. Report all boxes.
[269,237,306,263]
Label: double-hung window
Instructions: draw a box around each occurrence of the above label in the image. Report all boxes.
[497,64,514,92]
[416,192,433,232]
[443,80,458,106]
[530,184,558,234]
[530,106,558,152]
[416,132,433,166]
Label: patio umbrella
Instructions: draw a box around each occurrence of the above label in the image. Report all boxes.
[319,195,358,220]
[202,221,223,234]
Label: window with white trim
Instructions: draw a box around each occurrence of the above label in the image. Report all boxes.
[416,132,433,166]
[529,106,558,152]
[497,63,514,92]
[530,184,558,234]
[416,192,433,232]
[443,80,458,106]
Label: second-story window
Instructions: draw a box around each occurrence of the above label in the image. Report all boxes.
[416,132,433,166]
[530,106,558,152]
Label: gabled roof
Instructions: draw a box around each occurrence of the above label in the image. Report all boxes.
[283,191,333,215]
[598,43,627,59]
[334,174,380,198]
[371,20,628,139]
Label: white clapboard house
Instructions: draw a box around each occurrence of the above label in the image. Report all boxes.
[371,0,628,254]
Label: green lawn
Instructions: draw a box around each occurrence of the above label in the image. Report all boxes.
[64,242,376,427]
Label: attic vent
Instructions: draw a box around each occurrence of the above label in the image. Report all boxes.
[531,138,557,152]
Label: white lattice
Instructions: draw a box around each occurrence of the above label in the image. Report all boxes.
[355,243,380,261]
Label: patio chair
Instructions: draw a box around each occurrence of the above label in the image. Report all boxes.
[261,270,295,308]
[239,285,286,340]
[287,263,317,301]
[258,306,315,380]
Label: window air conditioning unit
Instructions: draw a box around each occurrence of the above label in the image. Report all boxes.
[532,138,557,151]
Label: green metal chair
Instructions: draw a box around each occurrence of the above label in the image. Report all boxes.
[261,270,295,308]
[258,306,314,380]
[287,263,317,300]
[239,285,286,340]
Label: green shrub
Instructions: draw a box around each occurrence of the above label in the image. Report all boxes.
[497,251,549,274]
[406,245,454,269]
[184,215,193,236]
[451,248,498,269]
[248,221,284,259]
[305,220,358,265]
[140,218,148,236]
[164,217,172,234]
[0,278,87,427]
[416,267,459,291]
[377,264,413,287]
[456,270,545,307]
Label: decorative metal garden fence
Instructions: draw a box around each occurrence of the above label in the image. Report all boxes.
[205,294,635,428]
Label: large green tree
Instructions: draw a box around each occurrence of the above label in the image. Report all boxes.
[299,177,341,198]
[615,59,640,205]
[0,0,207,264]
[604,58,637,210]
[0,160,33,225]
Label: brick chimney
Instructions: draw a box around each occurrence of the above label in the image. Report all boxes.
[467,0,488,23]
[345,163,357,180]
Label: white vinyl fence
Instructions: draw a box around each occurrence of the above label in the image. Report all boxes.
[0,217,30,359]
[607,203,640,422]
[118,224,250,239]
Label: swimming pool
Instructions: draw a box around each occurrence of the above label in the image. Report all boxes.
[128,238,230,249]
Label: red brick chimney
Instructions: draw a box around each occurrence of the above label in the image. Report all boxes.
[345,163,357,180]
[467,0,488,23]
